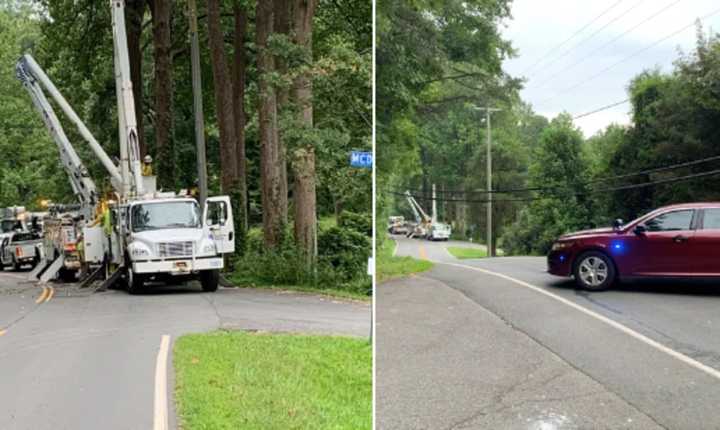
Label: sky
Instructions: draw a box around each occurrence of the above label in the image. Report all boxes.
[501,0,720,137]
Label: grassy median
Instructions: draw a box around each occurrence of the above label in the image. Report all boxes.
[174,331,371,430]
[377,237,433,282]
[447,246,488,259]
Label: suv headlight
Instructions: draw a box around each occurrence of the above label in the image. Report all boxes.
[552,241,573,251]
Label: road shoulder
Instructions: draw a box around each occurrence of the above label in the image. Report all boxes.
[376,274,661,430]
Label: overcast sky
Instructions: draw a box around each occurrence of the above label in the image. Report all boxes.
[501,0,720,137]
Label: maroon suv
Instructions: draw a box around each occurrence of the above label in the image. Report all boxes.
[548,203,720,290]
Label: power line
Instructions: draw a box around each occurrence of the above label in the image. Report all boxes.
[389,167,720,204]
[521,0,625,76]
[526,0,647,79]
[399,153,720,196]
[573,98,630,120]
[530,0,682,90]
[535,5,720,108]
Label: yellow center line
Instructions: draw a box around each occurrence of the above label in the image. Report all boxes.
[35,286,49,304]
[418,244,428,260]
[46,286,55,303]
[0,329,6,337]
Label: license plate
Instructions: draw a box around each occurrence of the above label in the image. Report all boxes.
[174,262,189,271]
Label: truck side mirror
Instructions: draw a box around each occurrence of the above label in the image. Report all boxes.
[633,224,647,235]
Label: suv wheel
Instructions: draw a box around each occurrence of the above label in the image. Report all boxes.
[200,270,219,292]
[573,251,616,291]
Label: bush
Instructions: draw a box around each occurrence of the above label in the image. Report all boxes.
[338,210,372,237]
[318,226,371,279]
[230,222,371,296]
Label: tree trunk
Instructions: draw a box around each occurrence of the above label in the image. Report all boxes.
[126,0,146,157]
[274,0,290,223]
[256,0,283,248]
[292,0,318,265]
[207,0,238,194]
[232,2,248,252]
[151,0,174,187]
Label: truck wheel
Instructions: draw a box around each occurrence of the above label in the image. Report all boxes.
[200,270,219,292]
[58,267,76,282]
[126,268,145,294]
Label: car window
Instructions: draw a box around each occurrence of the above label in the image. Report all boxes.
[644,210,694,232]
[702,208,720,230]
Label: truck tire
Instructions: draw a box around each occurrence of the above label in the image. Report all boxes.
[200,270,219,292]
[58,267,76,282]
[126,268,145,294]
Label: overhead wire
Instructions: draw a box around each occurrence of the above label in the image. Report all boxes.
[388,167,720,204]
[525,0,647,79]
[520,0,626,76]
[529,0,683,90]
[399,153,720,196]
[534,5,720,108]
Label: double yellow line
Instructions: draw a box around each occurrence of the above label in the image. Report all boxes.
[35,286,54,304]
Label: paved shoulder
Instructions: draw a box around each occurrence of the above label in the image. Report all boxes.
[377,274,660,430]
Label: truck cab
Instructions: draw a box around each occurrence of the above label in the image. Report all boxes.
[121,196,234,293]
[0,231,42,270]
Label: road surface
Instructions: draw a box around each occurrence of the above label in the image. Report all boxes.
[0,272,369,430]
[378,235,720,429]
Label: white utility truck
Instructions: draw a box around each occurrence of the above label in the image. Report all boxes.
[17,0,234,292]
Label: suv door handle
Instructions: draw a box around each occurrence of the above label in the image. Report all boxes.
[673,235,689,243]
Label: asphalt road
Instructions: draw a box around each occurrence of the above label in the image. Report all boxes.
[378,235,720,429]
[0,272,369,430]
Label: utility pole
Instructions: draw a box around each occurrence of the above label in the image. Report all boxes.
[474,106,501,257]
[188,0,208,209]
[432,183,437,223]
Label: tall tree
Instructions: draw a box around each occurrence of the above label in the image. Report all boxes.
[150,0,174,186]
[274,0,290,222]
[125,0,146,156]
[232,2,248,230]
[292,0,318,264]
[207,0,238,194]
[257,0,283,248]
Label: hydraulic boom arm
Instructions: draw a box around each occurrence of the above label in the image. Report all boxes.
[16,57,108,218]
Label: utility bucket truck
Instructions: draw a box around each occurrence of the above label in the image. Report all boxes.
[16,0,234,293]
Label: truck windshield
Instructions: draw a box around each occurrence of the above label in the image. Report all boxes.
[131,201,201,232]
[0,219,20,233]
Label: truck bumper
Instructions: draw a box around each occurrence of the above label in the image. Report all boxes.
[132,257,224,274]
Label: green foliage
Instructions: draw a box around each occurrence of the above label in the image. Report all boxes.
[231,220,370,296]
[338,210,371,237]
[503,115,595,255]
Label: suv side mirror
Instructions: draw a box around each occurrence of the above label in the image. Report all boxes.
[612,219,624,230]
[633,224,647,235]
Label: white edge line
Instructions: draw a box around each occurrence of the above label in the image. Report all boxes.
[392,237,399,257]
[435,260,720,381]
[154,334,171,430]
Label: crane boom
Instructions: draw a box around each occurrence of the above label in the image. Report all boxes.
[16,57,104,219]
[110,0,143,198]
[16,55,123,189]
[405,191,432,223]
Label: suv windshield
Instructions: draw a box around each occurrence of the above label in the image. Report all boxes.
[131,201,201,232]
